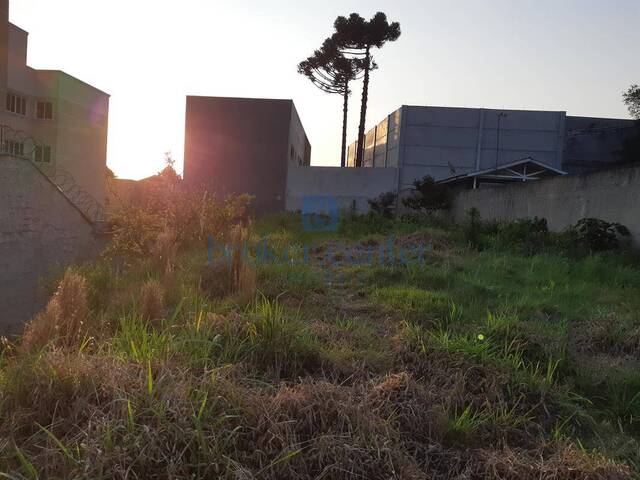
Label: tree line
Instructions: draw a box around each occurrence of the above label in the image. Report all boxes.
[298,12,401,168]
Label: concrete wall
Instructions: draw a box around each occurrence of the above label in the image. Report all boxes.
[286,165,398,213]
[451,164,640,246]
[184,96,310,215]
[0,155,104,335]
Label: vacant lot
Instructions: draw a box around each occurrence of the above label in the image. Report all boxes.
[1,211,639,479]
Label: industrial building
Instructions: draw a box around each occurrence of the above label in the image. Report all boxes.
[182,96,635,215]
[346,105,636,189]
[0,0,110,210]
[183,96,310,214]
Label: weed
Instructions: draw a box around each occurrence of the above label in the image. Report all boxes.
[444,404,489,445]
[139,280,165,321]
[21,270,91,353]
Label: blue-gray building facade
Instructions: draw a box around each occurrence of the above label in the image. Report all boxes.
[347,105,636,189]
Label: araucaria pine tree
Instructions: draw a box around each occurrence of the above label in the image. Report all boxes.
[298,38,365,166]
[332,12,401,167]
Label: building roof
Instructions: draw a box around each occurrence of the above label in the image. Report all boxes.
[438,157,567,186]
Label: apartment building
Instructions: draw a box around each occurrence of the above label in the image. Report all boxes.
[0,0,109,210]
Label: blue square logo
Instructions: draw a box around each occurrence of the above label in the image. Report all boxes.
[301,196,339,232]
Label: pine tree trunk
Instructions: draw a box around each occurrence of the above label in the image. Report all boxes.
[356,45,371,168]
[341,82,349,167]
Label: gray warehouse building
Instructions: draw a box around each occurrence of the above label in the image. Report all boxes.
[184,96,310,214]
[347,105,637,189]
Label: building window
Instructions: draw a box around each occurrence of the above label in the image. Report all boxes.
[6,93,27,115]
[3,140,25,156]
[34,145,52,163]
[36,101,53,120]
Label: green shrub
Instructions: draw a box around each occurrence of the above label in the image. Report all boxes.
[493,217,550,254]
[367,191,397,218]
[562,218,631,253]
[402,175,452,212]
[557,218,630,254]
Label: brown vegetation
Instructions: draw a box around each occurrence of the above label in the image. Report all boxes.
[21,270,91,352]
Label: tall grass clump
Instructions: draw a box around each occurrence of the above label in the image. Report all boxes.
[247,294,319,378]
[21,270,91,352]
[201,224,256,302]
[139,280,165,321]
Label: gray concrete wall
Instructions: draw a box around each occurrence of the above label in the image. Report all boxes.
[0,155,103,335]
[451,164,640,246]
[286,165,398,213]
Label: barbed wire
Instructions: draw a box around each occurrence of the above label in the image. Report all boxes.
[0,124,105,223]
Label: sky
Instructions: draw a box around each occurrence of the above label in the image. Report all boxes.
[9,0,640,180]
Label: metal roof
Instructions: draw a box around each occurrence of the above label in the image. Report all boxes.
[438,157,567,186]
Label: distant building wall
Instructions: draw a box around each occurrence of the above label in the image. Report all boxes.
[349,105,567,189]
[450,164,640,246]
[564,116,638,174]
[286,165,398,213]
[184,96,310,215]
[349,106,635,188]
[288,102,311,167]
[0,155,104,334]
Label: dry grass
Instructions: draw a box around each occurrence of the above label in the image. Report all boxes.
[151,228,178,272]
[475,446,633,479]
[0,351,634,479]
[139,280,165,321]
[162,260,179,305]
[21,270,90,353]
[230,224,257,302]
[200,224,256,302]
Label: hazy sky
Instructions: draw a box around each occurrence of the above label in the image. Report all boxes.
[10,0,640,179]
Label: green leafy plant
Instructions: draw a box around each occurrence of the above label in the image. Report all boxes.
[564,218,630,252]
[402,175,452,212]
[367,191,397,218]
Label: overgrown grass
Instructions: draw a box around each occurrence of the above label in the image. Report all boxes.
[2,211,640,478]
